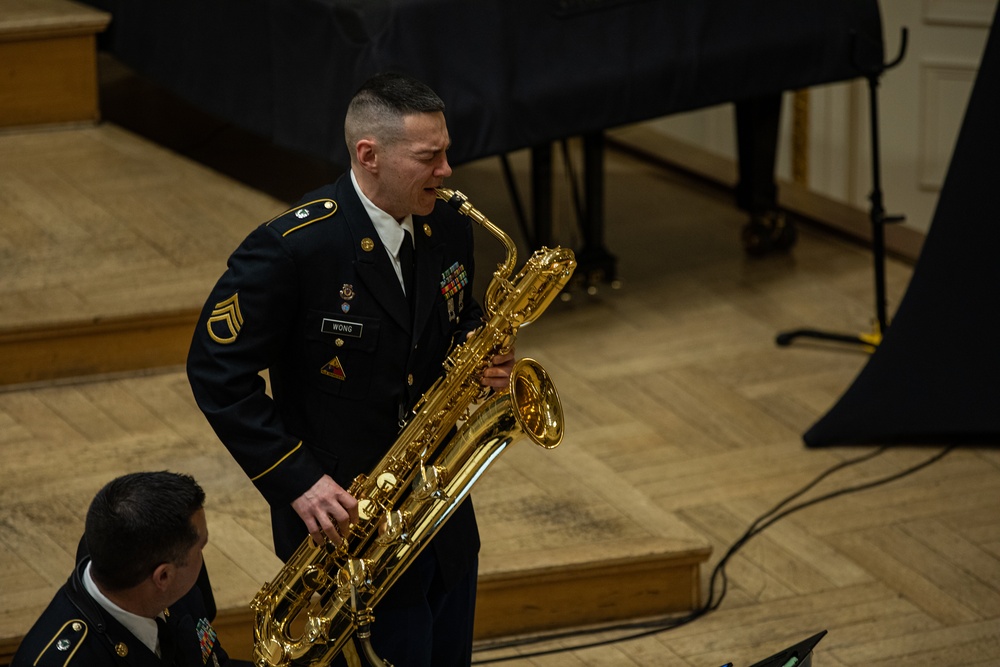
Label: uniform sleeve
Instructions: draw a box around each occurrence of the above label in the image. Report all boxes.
[187,223,324,506]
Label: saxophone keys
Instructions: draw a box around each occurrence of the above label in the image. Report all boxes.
[375,510,408,545]
[375,472,398,491]
[335,558,372,601]
[303,615,330,642]
[255,637,286,667]
[301,565,328,590]
[412,465,449,501]
[357,499,376,522]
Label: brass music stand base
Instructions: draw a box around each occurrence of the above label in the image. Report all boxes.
[777,29,907,356]
[776,323,882,354]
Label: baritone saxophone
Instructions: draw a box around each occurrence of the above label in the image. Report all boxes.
[251,187,577,667]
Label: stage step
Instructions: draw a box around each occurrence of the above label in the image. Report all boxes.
[0,0,110,129]
[0,122,287,388]
[0,311,198,387]
[0,370,710,663]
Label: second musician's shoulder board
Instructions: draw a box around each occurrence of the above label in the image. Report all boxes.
[267,199,339,236]
[29,618,88,665]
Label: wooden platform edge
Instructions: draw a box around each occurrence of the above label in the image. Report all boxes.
[474,548,710,639]
[0,310,199,387]
[182,546,713,663]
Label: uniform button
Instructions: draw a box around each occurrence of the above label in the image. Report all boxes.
[407,374,414,386]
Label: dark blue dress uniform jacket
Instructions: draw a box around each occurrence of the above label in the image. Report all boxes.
[11,558,234,667]
[186,174,484,594]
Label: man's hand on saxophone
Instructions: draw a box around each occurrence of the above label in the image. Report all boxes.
[470,330,516,391]
[290,347,511,548]
[481,349,515,390]
[291,474,359,546]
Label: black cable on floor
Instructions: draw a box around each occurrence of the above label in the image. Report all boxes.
[471,444,955,664]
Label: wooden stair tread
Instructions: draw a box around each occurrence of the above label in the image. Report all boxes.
[0,0,110,40]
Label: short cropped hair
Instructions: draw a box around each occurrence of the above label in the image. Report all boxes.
[85,471,206,591]
[344,72,446,158]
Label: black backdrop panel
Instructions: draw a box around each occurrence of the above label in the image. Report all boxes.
[804,8,1000,447]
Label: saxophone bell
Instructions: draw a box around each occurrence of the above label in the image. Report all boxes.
[509,357,563,449]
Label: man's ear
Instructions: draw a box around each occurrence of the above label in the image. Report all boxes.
[356,139,378,174]
[151,563,173,592]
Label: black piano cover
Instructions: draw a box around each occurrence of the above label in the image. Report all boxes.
[83,0,883,168]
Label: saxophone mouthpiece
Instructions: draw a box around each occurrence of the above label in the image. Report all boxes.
[435,187,466,211]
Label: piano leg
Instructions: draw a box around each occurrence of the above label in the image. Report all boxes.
[519,99,794,290]
[575,132,619,292]
[531,144,554,248]
[734,94,798,255]
[527,134,619,294]
[520,99,799,264]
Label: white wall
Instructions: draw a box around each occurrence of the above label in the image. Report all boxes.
[634,0,996,235]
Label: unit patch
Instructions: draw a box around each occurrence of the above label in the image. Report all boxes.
[320,357,346,380]
[321,318,363,338]
[207,293,243,344]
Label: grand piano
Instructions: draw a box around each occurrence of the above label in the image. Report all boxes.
[82,0,885,283]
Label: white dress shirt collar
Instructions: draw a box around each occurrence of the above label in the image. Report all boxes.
[351,169,414,290]
[83,560,160,655]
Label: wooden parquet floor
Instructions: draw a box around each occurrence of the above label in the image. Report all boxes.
[2,65,999,665]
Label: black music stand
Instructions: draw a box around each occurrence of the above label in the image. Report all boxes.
[776,30,908,352]
[746,630,827,667]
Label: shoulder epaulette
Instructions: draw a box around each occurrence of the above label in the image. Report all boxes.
[266,198,338,237]
[32,619,88,665]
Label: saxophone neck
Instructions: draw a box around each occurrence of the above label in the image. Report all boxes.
[435,188,517,313]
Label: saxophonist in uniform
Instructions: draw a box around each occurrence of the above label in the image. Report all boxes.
[187,72,513,667]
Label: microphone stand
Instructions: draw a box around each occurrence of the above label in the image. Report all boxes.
[776,28,908,352]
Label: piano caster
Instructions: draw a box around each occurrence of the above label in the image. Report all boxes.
[741,210,798,257]
[583,277,623,296]
[561,269,622,301]
[558,245,622,300]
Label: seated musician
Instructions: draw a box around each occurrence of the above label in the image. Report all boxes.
[12,471,250,667]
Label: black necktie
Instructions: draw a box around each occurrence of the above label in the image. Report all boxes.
[156,616,176,665]
[400,229,415,310]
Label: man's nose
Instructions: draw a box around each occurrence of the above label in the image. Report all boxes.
[436,156,453,178]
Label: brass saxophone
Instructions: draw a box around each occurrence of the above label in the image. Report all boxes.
[251,188,577,667]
